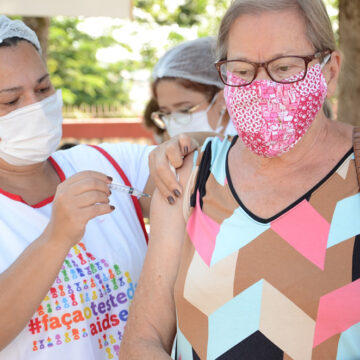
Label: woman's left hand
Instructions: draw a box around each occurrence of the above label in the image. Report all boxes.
[149,133,199,204]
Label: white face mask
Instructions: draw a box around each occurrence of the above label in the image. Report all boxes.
[0,90,63,166]
[164,93,224,137]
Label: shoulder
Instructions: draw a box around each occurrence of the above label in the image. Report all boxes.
[177,135,234,185]
[98,142,155,160]
[54,143,154,164]
[177,152,196,190]
[197,135,236,164]
[53,142,154,179]
[194,135,236,182]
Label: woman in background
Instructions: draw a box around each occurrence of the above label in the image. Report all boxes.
[149,37,237,140]
[142,97,169,144]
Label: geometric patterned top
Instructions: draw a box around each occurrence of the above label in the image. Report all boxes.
[174,136,360,360]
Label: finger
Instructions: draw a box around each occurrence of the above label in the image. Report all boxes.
[64,170,112,186]
[154,177,179,205]
[154,156,182,198]
[149,147,179,191]
[72,177,111,196]
[76,190,110,208]
[165,137,184,169]
[189,137,200,153]
[177,133,199,156]
[83,203,115,221]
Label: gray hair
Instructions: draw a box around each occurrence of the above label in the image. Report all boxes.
[217,0,336,61]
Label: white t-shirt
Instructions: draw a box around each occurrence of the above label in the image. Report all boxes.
[0,142,154,360]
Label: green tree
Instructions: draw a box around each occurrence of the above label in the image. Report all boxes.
[25,0,359,124]
[23,1,231,109]
[135,0,208,27]
[338,0,360,126]
[131,0,230,80]
[47,17,131,106]
[134,0,229,37]
[23,17,50,60]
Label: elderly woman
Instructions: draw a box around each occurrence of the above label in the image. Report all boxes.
[120,0,359,359]
[0,16,203,360]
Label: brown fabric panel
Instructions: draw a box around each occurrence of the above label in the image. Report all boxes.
[234,229,354,319]
[195,145,204,167]
[323,236,355,291]
[175,295,209,359]
[344,159,358,183]
[310,162,358,223]
[354,128,360,185]
[283,353,293,360]
[202,175,238,224]
[260,280,315,359]
[312,333,341,359]
[174,236,208,359]
[281,334,341,357]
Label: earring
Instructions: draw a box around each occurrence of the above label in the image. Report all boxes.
[219,106,226,116]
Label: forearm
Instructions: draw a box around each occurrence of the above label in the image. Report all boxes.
[120,186,189,359]
[0,227,70,350]
[120,336,172,360]
[121,156,194,358]
[119,264,177,360]
[139,175,154,217]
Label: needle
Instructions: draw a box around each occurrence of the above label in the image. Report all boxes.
[108,182,151,198]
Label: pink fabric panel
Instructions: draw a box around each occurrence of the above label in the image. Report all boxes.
[186,192,220,267]
[313,279,360,347]
[271,200,330,269]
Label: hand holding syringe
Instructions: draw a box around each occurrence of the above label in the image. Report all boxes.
[108,161,176,199]
[109,182,151,198]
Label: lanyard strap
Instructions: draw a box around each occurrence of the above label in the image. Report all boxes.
[88,144,149,244]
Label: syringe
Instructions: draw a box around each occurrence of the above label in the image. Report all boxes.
[109,182,151,198]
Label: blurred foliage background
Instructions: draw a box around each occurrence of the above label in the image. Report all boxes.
[19,0,359,126]
[46,0,234,109]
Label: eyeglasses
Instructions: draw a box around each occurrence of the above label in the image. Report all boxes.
[215,50,331,87]
[151,99,206,130]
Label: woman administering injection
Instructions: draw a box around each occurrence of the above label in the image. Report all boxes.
[0,16,201,360]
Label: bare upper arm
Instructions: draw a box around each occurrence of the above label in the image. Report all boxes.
[139,175,154,218]
[120,153,194,358]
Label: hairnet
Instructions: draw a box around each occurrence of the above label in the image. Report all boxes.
[153,37,223,89]
[0,15,41,53]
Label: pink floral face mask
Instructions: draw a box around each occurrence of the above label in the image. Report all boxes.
[224,64,328,157]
